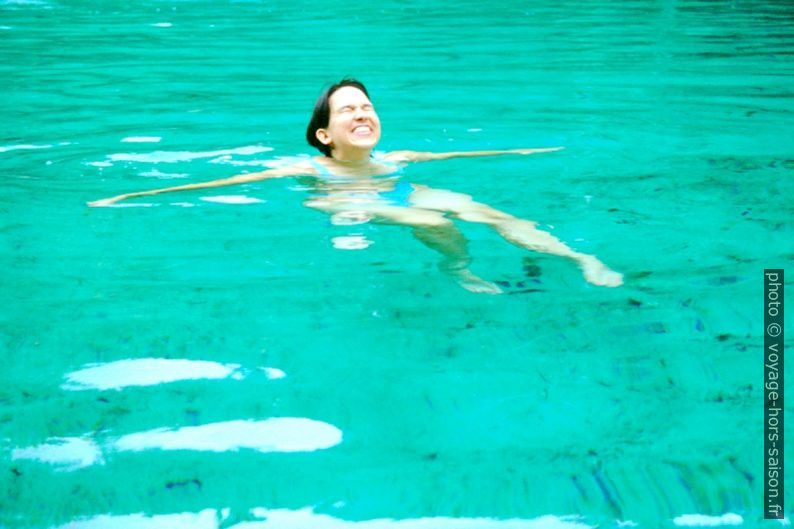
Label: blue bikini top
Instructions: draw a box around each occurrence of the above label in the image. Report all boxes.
[306,155,413,207]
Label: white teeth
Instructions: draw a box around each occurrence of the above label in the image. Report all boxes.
[353,126,371,134]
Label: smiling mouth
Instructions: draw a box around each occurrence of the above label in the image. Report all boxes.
[352,125,372,136]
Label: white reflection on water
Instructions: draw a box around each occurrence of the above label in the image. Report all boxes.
[13,418,341,469]
[239,508,596,529]
[139,169,189,179]
[114,418,342,453]
[54,508,217,529]
[62,358,243,390]
[52,507,598,529]
[199,195,265,204]
[104,145,272,164]
[0,143,52,152]
[332,235,374,250]
[51,507,782,529]
[121,136,161,143]
[260,367,286,379]
[11,437,103,471]
[672,513,743,526]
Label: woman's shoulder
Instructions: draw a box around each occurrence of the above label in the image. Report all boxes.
[305,156,335,176]
[270,157,322,177]
[379,150,414,164]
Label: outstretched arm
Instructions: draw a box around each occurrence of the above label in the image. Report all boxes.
[87,163,314,207]
[382,147,563,164]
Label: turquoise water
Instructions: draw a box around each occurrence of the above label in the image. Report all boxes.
[2,0,793,527]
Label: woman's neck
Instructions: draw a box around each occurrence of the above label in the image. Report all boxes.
[330,147,373,165]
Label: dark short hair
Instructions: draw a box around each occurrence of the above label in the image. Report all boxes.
[306,78,370,157]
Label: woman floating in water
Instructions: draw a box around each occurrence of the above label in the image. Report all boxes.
[89,79,623,292]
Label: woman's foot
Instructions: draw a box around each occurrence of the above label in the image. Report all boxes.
[578,255,623,287]
[449,268,503,294]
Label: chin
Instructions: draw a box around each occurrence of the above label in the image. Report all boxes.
[352,138,379,149]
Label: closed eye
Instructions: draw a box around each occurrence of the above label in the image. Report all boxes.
[336,104,373,113]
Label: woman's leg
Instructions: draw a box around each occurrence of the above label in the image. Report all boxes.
[303,199,501,294]
[408,186,623,287]
[409,222,502,294]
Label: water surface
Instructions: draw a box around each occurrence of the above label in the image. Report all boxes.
[1,1,793,527]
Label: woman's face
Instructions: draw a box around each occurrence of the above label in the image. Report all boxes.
[317,86,381,158]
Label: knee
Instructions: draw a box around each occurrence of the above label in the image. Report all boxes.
[422,215,454,227]
[397,210,453,227]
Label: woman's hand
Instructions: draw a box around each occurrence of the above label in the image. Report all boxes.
[513,147,564,155]
[87,195,130,207]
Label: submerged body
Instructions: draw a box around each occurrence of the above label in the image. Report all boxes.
[89,80,623,292]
